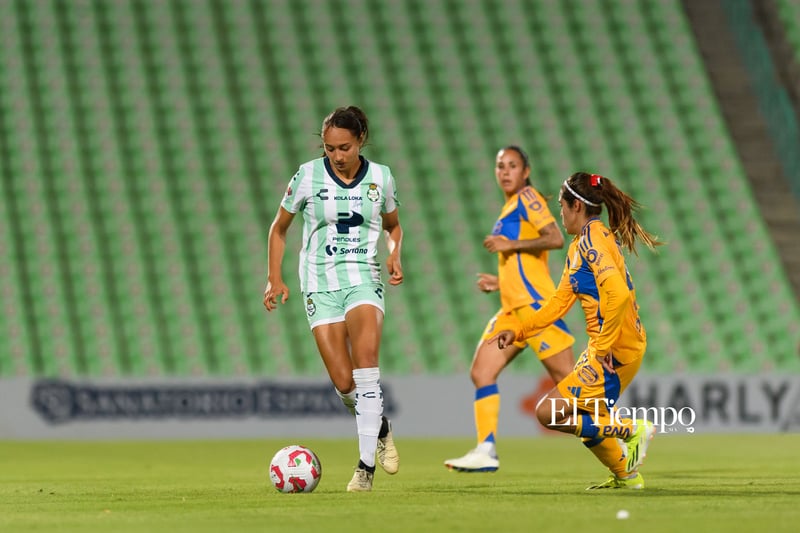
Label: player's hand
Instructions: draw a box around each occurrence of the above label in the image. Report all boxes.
[483,235,515,253]
[596,353,616,375]
[386,254,404,286]
[263,280,289,311]
[476,273,499,293]
[488,330,517,350]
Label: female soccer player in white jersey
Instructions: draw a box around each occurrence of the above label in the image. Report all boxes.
[263,106,403,492]
[490,172,661,489]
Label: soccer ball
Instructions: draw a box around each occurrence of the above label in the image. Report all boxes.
[269,445,322,493]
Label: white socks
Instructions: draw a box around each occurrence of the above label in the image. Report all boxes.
[352,367,383,469]
[336,387,357,416]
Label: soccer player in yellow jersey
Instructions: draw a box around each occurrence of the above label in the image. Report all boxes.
[444,146,576,472]
[490,171,662,489]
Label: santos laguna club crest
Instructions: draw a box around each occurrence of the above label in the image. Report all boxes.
[306,297,316,317]
[367,183,380,202]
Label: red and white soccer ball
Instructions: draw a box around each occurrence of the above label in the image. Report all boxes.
[269,445,322,493]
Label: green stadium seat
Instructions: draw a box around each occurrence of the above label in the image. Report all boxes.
[0,178,29,376]
[1,0,797,378]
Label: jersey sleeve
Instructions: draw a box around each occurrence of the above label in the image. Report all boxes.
[521,187,556,231]
[517,259,577,341]
[280,167,310,214]
[382,169,400,213]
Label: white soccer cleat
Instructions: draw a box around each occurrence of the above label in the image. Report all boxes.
[444,448,499,472]
[376,417,399,474]
[346,467,374,492]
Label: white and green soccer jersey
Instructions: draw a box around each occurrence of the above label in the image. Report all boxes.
[281,156,399,293]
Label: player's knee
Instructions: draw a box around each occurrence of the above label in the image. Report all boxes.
[535,396,566,428]
[469,366,497,388]
[535,399,552,427]
[551,369,570,384]
[468,367,482,386]
[332,376,355,395]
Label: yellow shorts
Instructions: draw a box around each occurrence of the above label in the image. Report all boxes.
[556,349,643,415]
[481,305,574,361]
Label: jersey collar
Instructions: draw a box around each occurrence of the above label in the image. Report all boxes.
[580,217,602,237]
[324,156,369,189]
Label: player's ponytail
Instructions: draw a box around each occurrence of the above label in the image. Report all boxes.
[562,172,663,254]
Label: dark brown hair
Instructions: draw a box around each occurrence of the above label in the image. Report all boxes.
[562,172,663,254]
[321,106,369,144]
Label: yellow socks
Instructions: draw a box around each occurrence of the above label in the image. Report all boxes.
[582,436,628,478]
[474,384,500,446]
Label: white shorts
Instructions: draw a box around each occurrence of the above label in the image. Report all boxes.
[303,282,385,330]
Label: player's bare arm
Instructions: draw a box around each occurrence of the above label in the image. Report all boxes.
[483,222,564,255]
[382,209,404,286]
[263,207,295,311]
[476,273,498,292]
[487,330,517,350]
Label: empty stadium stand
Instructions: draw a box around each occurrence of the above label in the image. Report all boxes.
[0,0,797,378]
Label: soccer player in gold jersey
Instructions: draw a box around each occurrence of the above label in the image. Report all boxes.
[490,171,661,489]
[445,146,575,472]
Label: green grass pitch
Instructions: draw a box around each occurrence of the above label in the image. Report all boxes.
[2,434,799,532]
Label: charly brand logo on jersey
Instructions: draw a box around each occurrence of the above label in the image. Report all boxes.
[367,183,380,202]
[306,298,316,317]
[316,188,329,201]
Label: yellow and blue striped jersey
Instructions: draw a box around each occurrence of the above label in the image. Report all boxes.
[519,218,646,364]
[492,185,558,312]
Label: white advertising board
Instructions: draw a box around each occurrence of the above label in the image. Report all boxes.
[1,373,798,440]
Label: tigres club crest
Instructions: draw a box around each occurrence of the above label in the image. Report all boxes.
[367,183,380,202]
